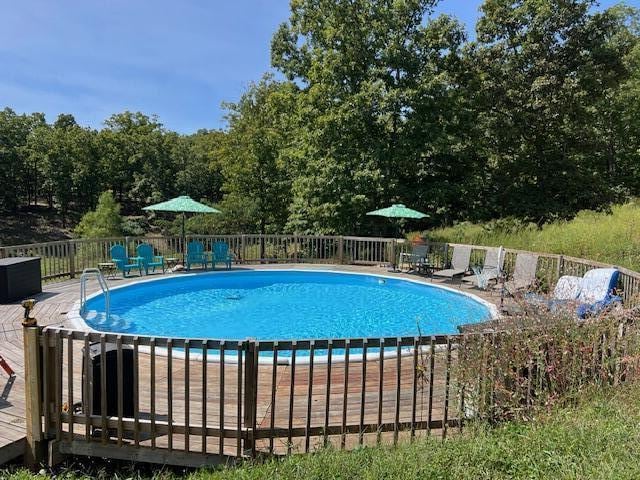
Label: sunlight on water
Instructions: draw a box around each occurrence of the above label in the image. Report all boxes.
[84,271,491,342]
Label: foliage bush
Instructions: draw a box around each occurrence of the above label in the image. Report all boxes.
[73,191,123,238]
[456,309,640,424]
[121,216,149,237]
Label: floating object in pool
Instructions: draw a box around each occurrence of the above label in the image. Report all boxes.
[378,279,386,284]
[226,295,243,300]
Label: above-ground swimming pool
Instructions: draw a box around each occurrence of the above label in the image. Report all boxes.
[78,270,493,343]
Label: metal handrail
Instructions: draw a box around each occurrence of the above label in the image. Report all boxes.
[79,268,110,320]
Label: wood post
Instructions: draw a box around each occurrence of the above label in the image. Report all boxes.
[390,239,396,269]
[243,341,259,456]
[22,304,46,468]
[68,241,76,278]
[444,243,450,268]
[241,235,247,264]
[557,255,564,280]
[338,236,344,264]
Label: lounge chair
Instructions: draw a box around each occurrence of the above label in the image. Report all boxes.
[525,275,583,308]
[526,268,621,318]
[575,268,621,318]
[211,241,234,269]
[110,244,142,278]
[400,244,429,272]
[432,245,471,282]
[463,246,504,287]
[186,241,208,271]
[136,243,165,275]
[497,253,538,293]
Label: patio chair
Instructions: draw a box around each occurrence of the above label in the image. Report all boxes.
[400,244,429,272]
[186,241,208,271]
[110,244,142,278]
[496,252,539,294]
[136,243,165,275]
[463,246,504,287]
[211,241,234,269]
[432,245,472,282]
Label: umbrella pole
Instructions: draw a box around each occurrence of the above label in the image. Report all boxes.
[182,212,186,264]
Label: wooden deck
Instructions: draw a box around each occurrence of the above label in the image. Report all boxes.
[0,264,504,465]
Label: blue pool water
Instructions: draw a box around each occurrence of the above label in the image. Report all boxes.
[82,270,491,342]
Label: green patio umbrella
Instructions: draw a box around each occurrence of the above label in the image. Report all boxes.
[367,203,429,270]
[366,203,428,220]
[143,195,221,262]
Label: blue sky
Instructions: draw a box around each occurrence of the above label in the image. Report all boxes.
[0,0,633,133]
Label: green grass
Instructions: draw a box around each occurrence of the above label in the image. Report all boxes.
[423,201,640,271]
[5,382,640,480]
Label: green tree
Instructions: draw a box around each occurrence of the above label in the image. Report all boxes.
[74,191,123,238]
[0,108,45,212]
[99,112,173,209]
[272,0,472,234]
[217,77,296,238]
[176,129,225,203]
[471,0,638,221]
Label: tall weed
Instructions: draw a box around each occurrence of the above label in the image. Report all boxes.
[424,201,640,270]
[456,309,640,423]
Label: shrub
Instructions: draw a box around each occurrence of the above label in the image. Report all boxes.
[456,309,640,423]
[74,191,123,238]
[121,216,149,236]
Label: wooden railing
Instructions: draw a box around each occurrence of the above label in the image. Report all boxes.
[24,326,460,467]
[2,234,640,306]
[23,320,638,468]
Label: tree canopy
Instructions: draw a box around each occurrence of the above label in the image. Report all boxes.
[1,0,639,240]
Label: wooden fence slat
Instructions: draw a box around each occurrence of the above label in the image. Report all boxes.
[427,336,435,436]
[133,337,140,448]
[167,339,173,452]
[201,340,207,455]
[341,339,350,450]
[219,341,225,455]
[55,332,63,442]
[99,335,107,445]
[269,342,278,454]
[184,340,190,452]
[411,337,418,441]
[287,342,297,455]
[236,342,243,458]
[83,334,90,442]
[442,337,452,440]
[116,335,124,447]
[150,338,157,449]
[67,332,74,442]
[358,339,368,446]
[394,340,401,446]
[377,339,384,445]
[323,341,333,448]
[304,341,315,453]
[42,330,51,438]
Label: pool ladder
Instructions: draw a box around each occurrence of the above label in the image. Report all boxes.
[80,268,110,320]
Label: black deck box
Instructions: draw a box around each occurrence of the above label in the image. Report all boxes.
[0,257,42,303]
[82,343,135,418]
